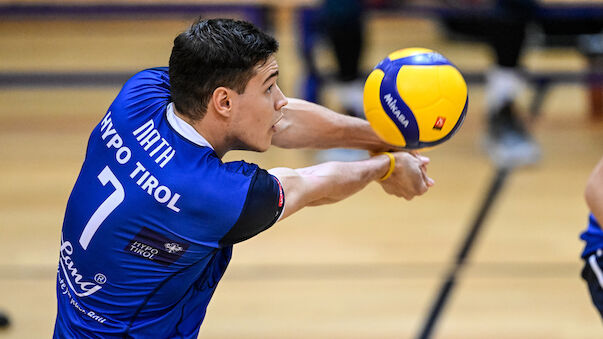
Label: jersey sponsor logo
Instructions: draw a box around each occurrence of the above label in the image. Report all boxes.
[125,227,189,266]
[57,271,108,324]
[100,111,132,165]
[59,236,104,297]
[130,161,181,212]
[164,242,183,254]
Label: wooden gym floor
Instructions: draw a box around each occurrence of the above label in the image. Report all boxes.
[0,8,602,339]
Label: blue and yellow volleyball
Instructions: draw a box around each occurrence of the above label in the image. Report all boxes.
[363,48,468,149]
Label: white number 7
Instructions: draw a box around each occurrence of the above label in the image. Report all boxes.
[79,166,125,250]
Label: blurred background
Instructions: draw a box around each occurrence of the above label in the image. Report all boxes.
[1,0,602,338]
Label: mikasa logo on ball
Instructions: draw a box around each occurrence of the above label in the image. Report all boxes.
[383,93,409,128]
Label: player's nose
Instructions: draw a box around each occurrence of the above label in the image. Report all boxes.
[274,84,288,111]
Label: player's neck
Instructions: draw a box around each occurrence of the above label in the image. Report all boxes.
[172,106,229,158]
[196,122,229,158]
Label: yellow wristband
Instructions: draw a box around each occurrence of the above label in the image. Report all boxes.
[375,152,395,181]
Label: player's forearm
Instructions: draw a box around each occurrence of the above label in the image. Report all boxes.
[272,98,390,152]
[269,155,390,219]
[300,156,389,204]
[586,157,603,223]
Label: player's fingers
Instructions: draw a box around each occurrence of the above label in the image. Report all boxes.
[420,165,435,187]
[412,152,433,187]
[418,155,430,165]
[409,150,427,159]
[425,175,435,187]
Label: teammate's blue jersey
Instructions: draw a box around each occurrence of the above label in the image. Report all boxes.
[581,214,603,258]
[54,68,284,338]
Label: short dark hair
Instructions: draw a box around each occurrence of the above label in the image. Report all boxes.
[169,18,279,121]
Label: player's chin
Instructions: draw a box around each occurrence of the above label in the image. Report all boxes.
[259,136,273,152]
[261,127,277,150]
[249,128,275,152]
[250,137,272,153]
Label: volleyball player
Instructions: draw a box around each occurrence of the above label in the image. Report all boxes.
[581,155,603,319]
[53,18,433,338]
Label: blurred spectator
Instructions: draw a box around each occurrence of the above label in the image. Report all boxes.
[315,0,369,162]
[318,0,366,118]
[444,0,602,167]
[444,0,541,167]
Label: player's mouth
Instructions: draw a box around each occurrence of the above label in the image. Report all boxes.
[271,110,284,132]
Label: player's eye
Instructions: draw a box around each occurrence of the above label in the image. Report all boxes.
[266,84,273,94]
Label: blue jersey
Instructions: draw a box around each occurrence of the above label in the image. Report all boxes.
[580,214,603,258]
[54,68,284,338]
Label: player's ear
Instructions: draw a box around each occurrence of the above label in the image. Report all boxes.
[211,87,232,118]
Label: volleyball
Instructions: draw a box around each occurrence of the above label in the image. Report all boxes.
[363,48,468,149]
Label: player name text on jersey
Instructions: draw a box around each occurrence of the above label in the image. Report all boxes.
[133,120,175,168]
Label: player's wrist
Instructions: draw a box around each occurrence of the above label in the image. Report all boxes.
[370,152,396,181]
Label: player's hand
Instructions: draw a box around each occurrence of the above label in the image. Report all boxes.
[378,151,434,200]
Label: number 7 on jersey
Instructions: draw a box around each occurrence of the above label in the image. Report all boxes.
[79,166,125,250]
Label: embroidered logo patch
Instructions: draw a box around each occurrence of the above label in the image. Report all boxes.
[125,227,189,266]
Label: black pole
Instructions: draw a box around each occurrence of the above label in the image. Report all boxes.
[417,167,510,339]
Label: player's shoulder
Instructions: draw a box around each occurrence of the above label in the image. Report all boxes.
[221,159,260,177]
[217,163,283,245]
[102,68,171,129]
[185,158,261,193]
[169,154,261,191]
[125,67,170,95]
[111,67,170,110]
[128,67,169,84]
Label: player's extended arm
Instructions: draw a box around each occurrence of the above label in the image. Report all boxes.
[586,156,603,223]
[271,98,393,152]
[269,152,433,220]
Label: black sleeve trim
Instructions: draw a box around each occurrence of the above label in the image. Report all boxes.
[219,169,284,246]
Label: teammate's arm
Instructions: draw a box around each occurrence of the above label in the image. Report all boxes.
[272,98,394,152]
[586,156,603,223]
[269,152,433,220]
